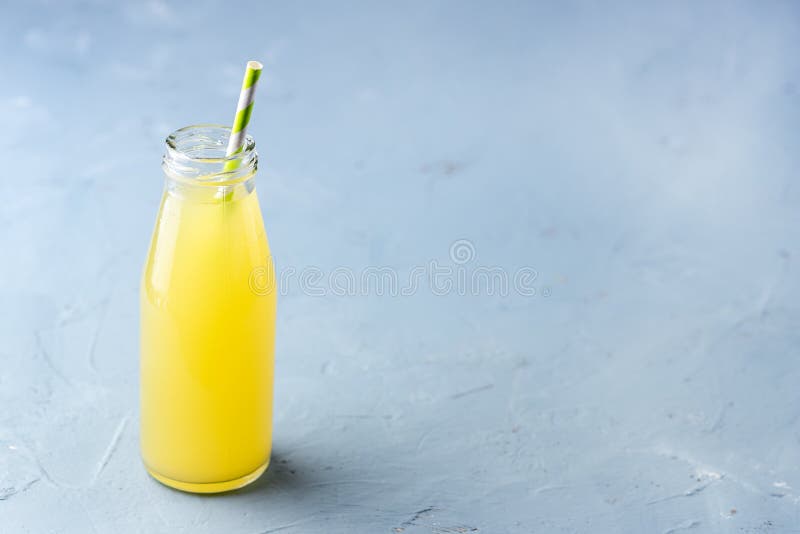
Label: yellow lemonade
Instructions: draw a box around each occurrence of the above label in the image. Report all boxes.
[140,176,276,493]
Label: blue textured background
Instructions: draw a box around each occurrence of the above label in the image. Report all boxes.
[2,1,800,532]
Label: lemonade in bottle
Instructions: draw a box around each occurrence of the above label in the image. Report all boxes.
[140,123,276,493]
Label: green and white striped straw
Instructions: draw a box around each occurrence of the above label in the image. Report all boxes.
[223,60,263,172]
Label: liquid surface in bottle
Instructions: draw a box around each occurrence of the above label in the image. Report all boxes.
[140,185,275,492]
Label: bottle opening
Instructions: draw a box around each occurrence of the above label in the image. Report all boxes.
[163,124,258,185]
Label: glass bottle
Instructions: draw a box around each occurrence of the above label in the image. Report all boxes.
[140,124,276,493]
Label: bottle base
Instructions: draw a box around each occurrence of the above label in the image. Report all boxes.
[146,460,269,494]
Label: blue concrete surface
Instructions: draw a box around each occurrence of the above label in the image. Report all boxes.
[1,1,800,532]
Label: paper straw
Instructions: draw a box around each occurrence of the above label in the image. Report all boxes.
[224,60,263,172]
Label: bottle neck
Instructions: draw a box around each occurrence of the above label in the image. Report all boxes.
[162,124,258,200]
